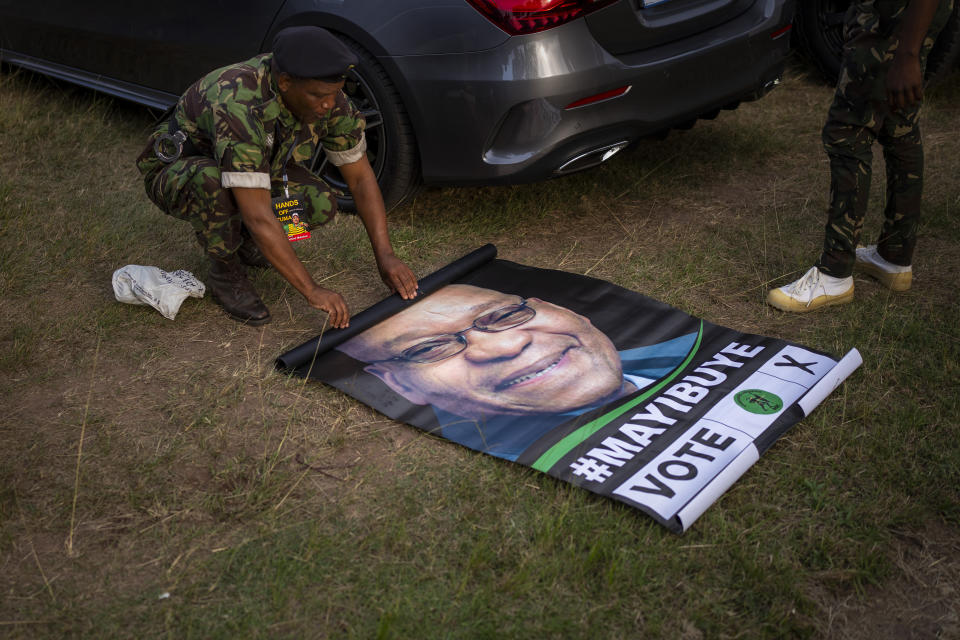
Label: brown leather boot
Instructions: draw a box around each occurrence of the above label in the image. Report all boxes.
[207,255,271,325]
[238,228,272,269]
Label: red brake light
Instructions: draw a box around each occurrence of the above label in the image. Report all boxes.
[466,0,619,35]
[565,85,631,109]
[770,24,792,39]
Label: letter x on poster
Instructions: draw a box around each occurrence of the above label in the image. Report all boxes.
[277,246,861,532]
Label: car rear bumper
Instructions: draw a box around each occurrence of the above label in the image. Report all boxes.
[387,0,793,185]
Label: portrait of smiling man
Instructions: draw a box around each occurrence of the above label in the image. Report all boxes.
[337,284,697,461]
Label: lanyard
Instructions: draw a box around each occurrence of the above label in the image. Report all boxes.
[280,130,299,199]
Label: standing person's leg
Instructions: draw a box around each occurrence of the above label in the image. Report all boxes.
[815,108,877,279]
[856,0,953,291]
[767,30,888,312]
[854,105,922,291]
[877,111,922,268]
[816,17,898,280]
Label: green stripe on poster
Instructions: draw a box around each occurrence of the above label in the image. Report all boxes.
[531,321,704,473]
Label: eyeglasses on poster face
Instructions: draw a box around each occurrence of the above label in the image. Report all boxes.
[375,300,535,364]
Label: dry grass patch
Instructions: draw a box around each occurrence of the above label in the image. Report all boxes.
[1,58,958,638]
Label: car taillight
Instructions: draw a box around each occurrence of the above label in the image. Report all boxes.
[466,0,619,35]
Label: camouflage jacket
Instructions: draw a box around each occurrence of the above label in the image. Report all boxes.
[164,53,366,190]
[848,0,954,40]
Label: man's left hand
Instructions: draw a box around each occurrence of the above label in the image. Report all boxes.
[377,253,418,300]
[885,0,941,111]
[339,155,418,300]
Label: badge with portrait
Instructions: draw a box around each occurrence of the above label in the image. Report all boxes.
[272,194,310,242]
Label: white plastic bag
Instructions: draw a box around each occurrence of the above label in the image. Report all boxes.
[112,265,205,320]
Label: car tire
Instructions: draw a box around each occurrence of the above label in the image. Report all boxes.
[792,0,847,84]
[793,0,960,88]
[309,35,421,213]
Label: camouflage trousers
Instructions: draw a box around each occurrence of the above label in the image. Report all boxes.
[816,1,953,277]
[137,140,337,260]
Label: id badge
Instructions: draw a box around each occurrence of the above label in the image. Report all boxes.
[272,194,310,242]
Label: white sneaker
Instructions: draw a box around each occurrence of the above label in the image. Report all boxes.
[855,245,912,291]
[767,266,854,312]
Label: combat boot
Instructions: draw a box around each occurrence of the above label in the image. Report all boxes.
[207,255,271,325]
[238,227,272,269]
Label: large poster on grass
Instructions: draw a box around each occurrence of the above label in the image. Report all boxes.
[277,246,860,532]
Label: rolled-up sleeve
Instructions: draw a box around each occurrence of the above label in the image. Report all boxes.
[221,171,271,189]
[320,92,367,166]
[324,133,367,166]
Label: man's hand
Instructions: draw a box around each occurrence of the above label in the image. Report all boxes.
[887,52,924,110]
[886,0,941,110]
[339,156,419,300]
[233,187,351,326]
[306,285,350,328]
[376,252,418,300]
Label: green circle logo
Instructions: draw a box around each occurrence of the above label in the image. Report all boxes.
[734,389,783,415]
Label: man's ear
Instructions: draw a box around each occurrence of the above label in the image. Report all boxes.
[276,72,291,94]
[363,364,429,406]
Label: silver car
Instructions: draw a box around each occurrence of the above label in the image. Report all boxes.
[0,0,795,209]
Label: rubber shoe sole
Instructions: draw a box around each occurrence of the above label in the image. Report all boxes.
[855,261,912,291]
[766,285,854,313]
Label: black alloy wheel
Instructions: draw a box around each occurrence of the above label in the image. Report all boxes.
[793,0,854,83]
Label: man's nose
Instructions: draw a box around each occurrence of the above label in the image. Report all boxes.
[462,328,530,361]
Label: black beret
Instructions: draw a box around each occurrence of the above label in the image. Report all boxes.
[271,26,358,80]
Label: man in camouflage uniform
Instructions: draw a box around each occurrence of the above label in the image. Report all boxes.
[137,26,417,326]
[768,0,954,312]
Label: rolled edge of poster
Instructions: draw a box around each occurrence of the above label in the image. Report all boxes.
[797,348,862,416]
[275,244,498,372]
[675,444,760,532]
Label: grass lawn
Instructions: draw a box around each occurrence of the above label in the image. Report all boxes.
[1,56,958,638]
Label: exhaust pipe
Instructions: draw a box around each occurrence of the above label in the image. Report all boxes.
[555,140,630,175]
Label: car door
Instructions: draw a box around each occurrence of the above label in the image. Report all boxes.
[0,1,287,94]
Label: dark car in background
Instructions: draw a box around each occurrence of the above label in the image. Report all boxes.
[0,0,794,210]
